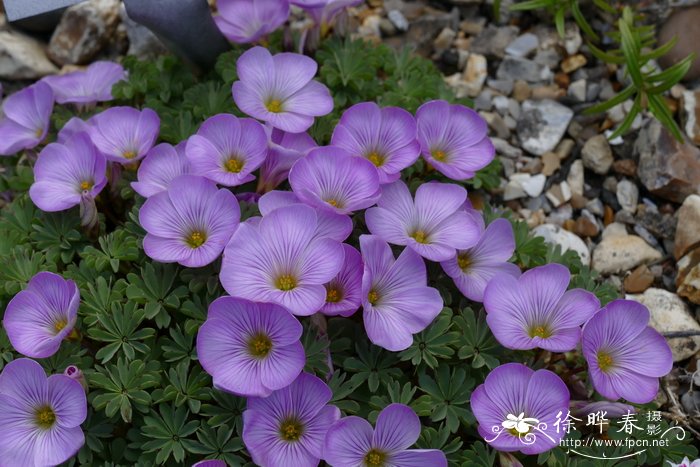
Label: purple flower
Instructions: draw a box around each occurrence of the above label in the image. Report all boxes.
[0,81,53,156]
[484,264,600,352]
[132,142,190,198]
[471,363,569,455]
[259,127,317,193]
[258,190,352,242]
[233,47,333,133]
[570,400,636,418]
[441,214,520,302]
[416,100,495,180]
[3,272,79,359]
[140,175,240,268]
[88,106,160,163]
[323,403,447,467]
[289,146,381,215]
[29,132,107,212]
[214,0,289,43]
[57,116,93,143]
[0,358,87,465]
[185,113,267,186]
[42,61,126,105]
[582,299,673,404]
[197,297,304,397]
[365,180,480,262]
[320,244,362,317]
[243,372,340,467]
[359,235,443,351]
[331,102,420,184]
[63,365,88,392]
[293,0,362,25]
[221,204,345,316]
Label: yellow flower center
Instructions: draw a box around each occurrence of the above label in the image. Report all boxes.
[186,231,206,248]
[266,99,283,113]
[597,351,614,372]
[325,198,343,208]
[457,252,472,271]
[367,289,380,305]
[279,418,303,442]
[224,157,244,173]
[80,180,93,191]
[326,287,342,303]
[528,324,552,339]
[54,319,67,334]
[35,406,56,429]
[431,149,447,161]
[248,333,273,358]
[367,151,385,167]
[276,274,297,291]
[35,127,44,138]
[123,150,137,160]
[411,230,429,244]
[364,449,387,466]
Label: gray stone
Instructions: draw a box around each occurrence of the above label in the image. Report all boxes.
[492,137,522,158]
[586,198,605,217]
[568,78,587,102]
[517,99,574,156]
[581,134,613,175]
[533,223,591,265]
[616,179,639,214]
[496,56,551,83]
[486,79,513,95]
[563,23,582,55]
[0,30,58,79]
[387,9,409,32]
[470,24,519,58]
[592,234,662,275]
[636,120,700,203]
[492,95,510,116]
[473,90,493,110]
[567,160,585,197]
[504,32,539,57]
[626,288,700,361]
[533,48,561,69]
[48,0,120,65]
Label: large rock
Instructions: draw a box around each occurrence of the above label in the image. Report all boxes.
[675,194,700,259]
[533,223,590,265]
[592,234,662,275]
[581,134,613,175]
[517,99,574,156]
[119,4,168,59]
[48,0,120,65]
[627,288,700,361]
[0,30,58,79]
[635,120,700,203]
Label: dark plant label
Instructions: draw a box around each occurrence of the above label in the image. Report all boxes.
[3,0,84,21]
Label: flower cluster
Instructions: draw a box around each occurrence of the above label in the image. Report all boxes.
[0,15,678,465]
